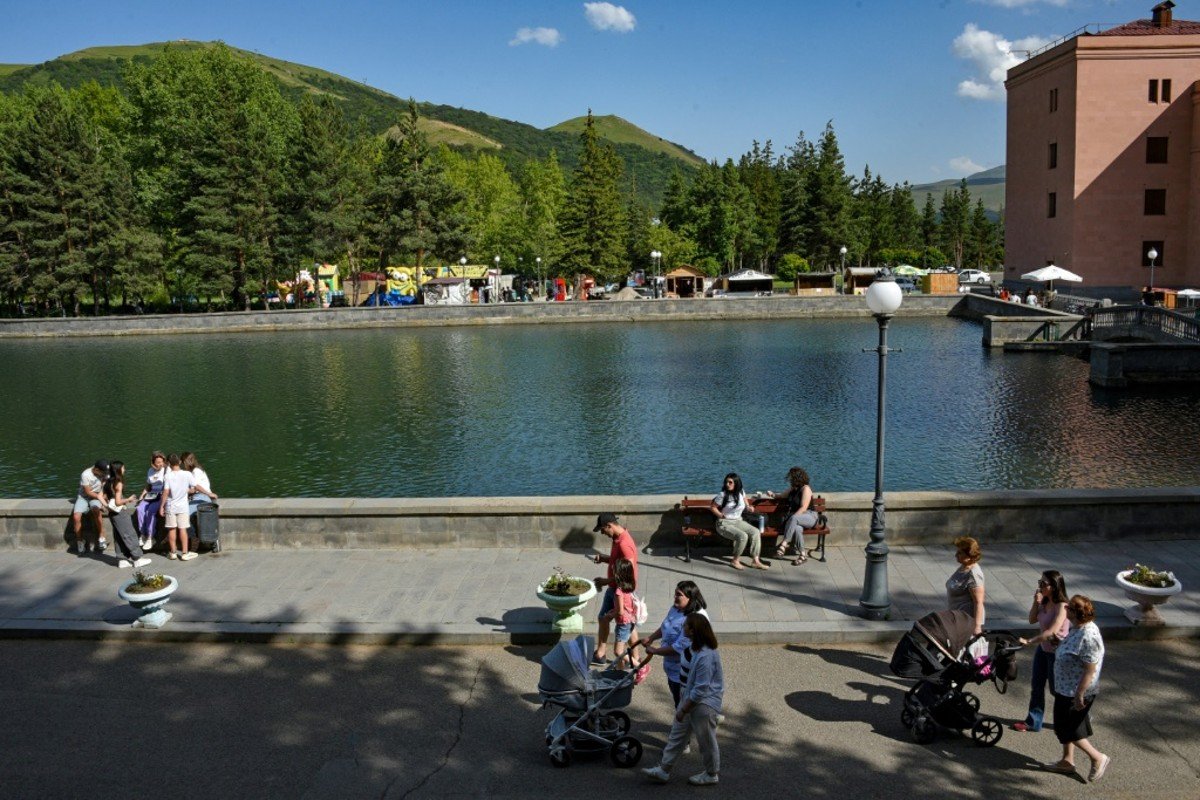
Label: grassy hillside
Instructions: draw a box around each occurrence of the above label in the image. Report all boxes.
[550,114,704,165]
[0,41,697,206]
[910,165,1005,219]
[0,64,27,78]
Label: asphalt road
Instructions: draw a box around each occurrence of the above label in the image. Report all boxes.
[3,637,1197,799]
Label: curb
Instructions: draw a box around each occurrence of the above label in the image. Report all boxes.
[2,614,1196,647]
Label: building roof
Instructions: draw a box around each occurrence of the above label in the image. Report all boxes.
[720,268,775,282]
[1095,18,1200,36]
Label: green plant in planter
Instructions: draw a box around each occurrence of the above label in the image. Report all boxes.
[541,567,593,597]
[125,571,168,594]
[1125,563,1177,589]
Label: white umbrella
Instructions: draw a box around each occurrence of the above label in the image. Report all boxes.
[1021,265,1083,292]
[1177,289,1200,297]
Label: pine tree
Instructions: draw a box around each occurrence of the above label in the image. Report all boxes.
[801,122,854,268]
[919,193,939,269]
[777,131,814,259]
[559,111,627,281]
[737,140,780,270]
[518,150,566,277]
[939,180,972,270]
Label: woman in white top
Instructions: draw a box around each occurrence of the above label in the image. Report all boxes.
[135,451,167,550]
[1044,595,1110,783]
[181,451,219,514]
[709,473,767,571]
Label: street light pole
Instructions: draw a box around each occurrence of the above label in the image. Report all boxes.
[493,255,500,304]
[536,256,542,300]
[650,250,661,298]
[859,275,903,620]
[1147,247,1159,299]
[840,246,849,294]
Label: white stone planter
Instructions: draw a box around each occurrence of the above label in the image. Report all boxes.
[118,575,179,629]
[1116,570,1182,626]
[536,579,597,634]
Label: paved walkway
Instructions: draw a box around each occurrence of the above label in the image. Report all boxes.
[1,539,1197,642]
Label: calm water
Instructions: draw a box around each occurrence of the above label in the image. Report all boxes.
[3,318,1199,497]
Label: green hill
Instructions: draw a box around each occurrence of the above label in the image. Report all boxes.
[549,114,705,166]
[910,165,1005,220]
[0,41,697,206]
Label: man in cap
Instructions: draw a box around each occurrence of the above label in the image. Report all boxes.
[591,512,639,664]
[70,459,110,555]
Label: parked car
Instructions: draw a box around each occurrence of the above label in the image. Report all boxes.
[958,269,991,284]
[895,277,918,294]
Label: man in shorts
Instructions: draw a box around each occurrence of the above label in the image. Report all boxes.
[159,453,198,561]
[591,512,639,664]
[71,460,109,555]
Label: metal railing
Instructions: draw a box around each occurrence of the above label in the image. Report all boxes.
[1090,305,1200,343]
[1019,24,1120,60]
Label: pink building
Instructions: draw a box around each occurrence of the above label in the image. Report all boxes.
[1005,1,1200,296]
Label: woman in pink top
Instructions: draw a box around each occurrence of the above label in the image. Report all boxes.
[1015,569,1070,732]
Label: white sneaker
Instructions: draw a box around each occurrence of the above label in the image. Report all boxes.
[642,766,670,784]
[168,552,179,560]
[134,557,152,568]
[118,559,133,569]
[96,538,109,552]
[179,552,197,561]
[688,772,719,786]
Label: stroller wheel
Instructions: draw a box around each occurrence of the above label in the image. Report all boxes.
[609,735,643,768]
[548,742,572,768]
[900,708,915,728]
[962,691,981,712]
[970,717,1003,747]
[911,715,937,744]
[604,710,631,736]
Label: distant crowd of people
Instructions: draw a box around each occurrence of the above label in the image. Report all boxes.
[71,451,218,566]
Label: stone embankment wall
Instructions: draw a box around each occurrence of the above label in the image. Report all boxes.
[4,488,1197,551]
[0,295,962,339]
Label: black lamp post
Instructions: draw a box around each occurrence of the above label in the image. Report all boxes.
[859,274,903,620]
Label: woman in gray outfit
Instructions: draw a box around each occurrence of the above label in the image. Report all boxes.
[642,613,724,786]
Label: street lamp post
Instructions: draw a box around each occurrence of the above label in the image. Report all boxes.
[859,275,903,620]
[536,256,542,299]
[1147,247,1159,299]
[650,250,662,298]
[493,255,500,304]
[840,246,849,294]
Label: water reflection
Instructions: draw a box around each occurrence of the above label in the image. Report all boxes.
[1,318,1198,497]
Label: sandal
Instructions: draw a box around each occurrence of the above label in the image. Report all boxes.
[792,553,808,565]
[774,544,787,557]
[751,561,770,570]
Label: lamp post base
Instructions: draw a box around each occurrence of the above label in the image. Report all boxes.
[859,544,892,621]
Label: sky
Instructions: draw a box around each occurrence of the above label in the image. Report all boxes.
[0,0,1163,185]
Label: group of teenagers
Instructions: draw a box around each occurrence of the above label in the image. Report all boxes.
[70,451,219,567]
[946,536,1112,783]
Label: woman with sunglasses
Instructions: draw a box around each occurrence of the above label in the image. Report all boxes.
[1015,570,1069,732]
[709,472,768,570]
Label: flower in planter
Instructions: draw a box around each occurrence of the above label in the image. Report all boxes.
[541,567,592,597]
[1124,563,1177,589]
[126,571,168,594]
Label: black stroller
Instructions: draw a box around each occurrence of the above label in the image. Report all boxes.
[890,610,1021,747]
[538,635,647,769]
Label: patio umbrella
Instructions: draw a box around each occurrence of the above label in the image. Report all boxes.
[893,264,925,277]
[1021,265,1083,292]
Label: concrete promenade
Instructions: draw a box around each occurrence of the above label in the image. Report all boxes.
[2,537,1196,644]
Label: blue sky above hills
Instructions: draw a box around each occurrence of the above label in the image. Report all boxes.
[0,0,1166,184]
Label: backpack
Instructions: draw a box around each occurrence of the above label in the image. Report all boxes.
[632,592,649,626]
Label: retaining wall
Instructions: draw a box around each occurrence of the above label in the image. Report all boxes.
[0,295,962,339]
[4,488,1198,551]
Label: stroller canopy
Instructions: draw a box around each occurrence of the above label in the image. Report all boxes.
[890,610,977,678]
[539,635,594,694]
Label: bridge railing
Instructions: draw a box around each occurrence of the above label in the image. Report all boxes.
[1091,305,1200,343]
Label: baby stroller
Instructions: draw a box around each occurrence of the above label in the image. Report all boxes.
[889,609,1021,747]
[538,635,647,769]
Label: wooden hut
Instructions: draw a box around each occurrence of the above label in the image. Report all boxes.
[665,265,710,298]
[793,271,838,296]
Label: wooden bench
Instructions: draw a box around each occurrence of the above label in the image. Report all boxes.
[678,495,831,563]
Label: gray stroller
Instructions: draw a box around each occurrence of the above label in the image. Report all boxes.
[538,635,646,768]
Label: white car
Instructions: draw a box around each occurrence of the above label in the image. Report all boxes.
[958,269,991,284]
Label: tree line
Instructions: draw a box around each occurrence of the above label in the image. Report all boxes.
[0,44,1003,316]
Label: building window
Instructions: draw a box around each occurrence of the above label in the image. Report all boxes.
[1048,142,1058,169]
[1163,79,1172,102]
[1048,192,1057,218]
[1146,137,1169,163]
[1149,79,1159,102]
[1049,87,1058,113]
[1142,241,1164,267]
[1145,189,1166,215]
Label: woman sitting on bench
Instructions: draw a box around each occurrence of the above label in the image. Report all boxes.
[710,472,768,571]
[769,466,817,565]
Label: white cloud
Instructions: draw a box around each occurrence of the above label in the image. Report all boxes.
[584,2,637,33]
[953,23,1053,101]
[950,156,986,175]
[509,27,562,47]
[974,0,1068,7]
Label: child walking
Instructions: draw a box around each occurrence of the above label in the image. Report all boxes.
[159,453,197,561]
[600,559,639,667]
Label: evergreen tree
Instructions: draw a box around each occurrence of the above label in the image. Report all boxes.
[939,180,971,270]
[967,199,1000,269]
[737,140,780,271]
[777,131,814,259]
[559,111,627,281]
[853,166,893,267]
[518,150,566,277]
[369,101,469,268]
[890,183,921,251]
[919,193,940,269]
[800,122,853,268]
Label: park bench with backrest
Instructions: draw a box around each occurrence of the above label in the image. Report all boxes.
[677,495,830,563]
